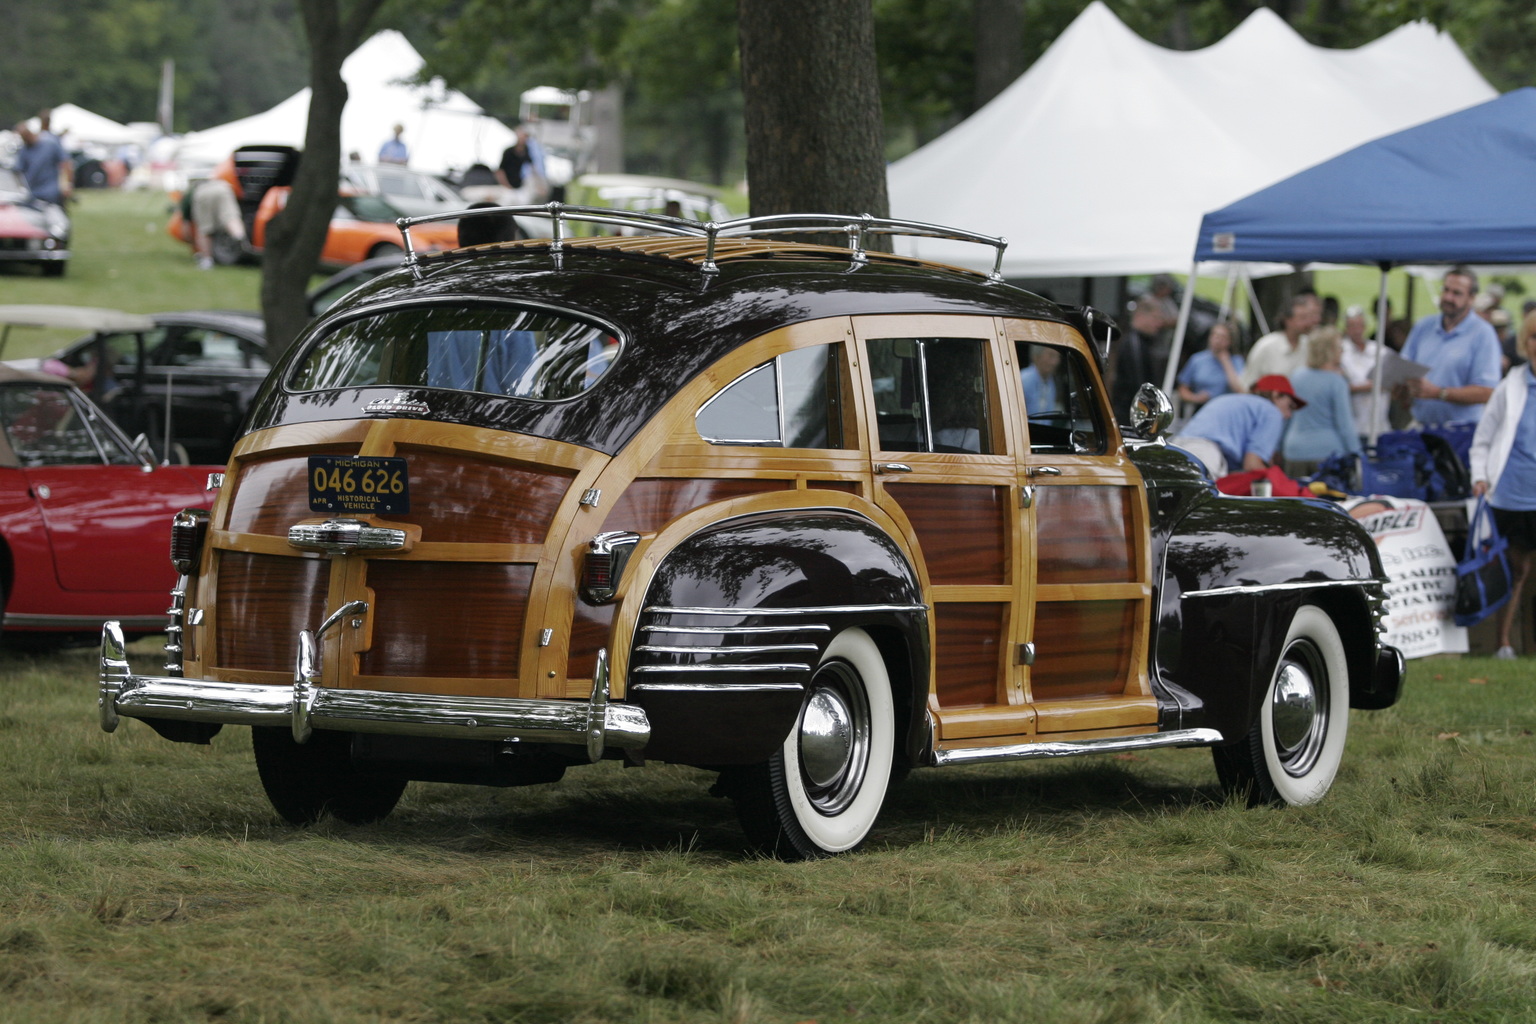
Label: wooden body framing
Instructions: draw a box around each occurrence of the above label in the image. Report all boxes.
[184,311,1156,757]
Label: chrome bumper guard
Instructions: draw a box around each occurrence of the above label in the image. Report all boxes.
[98,622,648,762]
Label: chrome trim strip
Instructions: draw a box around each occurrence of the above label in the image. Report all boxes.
[640,624,832,635]
[932,728,1224,767]
[1182,578,1386,599]
[635,643,820,655]
[97,623,649,750]
[629,663,810,674]
[644,603,927,617]
[8,613,165,630]
[628,680,805,693]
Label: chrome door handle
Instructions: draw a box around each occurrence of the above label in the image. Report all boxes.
[877,463,913,474]
[1026,465,1061,478]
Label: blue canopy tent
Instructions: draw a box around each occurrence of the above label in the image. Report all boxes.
[1194,88,1536,265]
[1164,88,1536,437]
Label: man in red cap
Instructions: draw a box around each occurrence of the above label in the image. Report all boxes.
[1170,374,1304,477]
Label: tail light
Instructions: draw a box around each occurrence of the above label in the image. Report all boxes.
[170,508,211,575]
[581,531,641,604]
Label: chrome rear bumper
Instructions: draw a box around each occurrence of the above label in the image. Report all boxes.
[98,621,649,762]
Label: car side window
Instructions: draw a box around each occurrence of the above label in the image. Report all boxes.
[696,345,845,448]
[867,337,993,454]
[1017,341,1107,454]
[157,329,248,368]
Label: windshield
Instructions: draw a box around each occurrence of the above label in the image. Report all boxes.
[339,193,405,223]
[291,304,621,401]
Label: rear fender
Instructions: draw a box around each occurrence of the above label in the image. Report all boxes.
[628,508,928,766]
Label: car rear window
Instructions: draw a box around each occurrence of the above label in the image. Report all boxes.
[290,305,622,402]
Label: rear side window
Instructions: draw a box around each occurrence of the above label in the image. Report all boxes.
[696,345,845,448]
[291,306,621,401]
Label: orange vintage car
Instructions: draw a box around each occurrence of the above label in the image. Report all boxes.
[248,185,459,267]
[168,146,459,267]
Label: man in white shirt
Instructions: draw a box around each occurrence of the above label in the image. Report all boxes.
[1241,292,1320,389]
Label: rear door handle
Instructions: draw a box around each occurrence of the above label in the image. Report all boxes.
[877,463,913,474]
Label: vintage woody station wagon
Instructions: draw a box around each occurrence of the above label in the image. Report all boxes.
[98,209,1403,858]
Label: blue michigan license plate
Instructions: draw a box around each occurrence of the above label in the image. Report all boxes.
[307,455,410,515]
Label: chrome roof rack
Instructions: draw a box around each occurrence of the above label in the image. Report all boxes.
[396,204,1008,281]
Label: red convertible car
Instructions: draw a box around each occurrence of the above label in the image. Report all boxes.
[0,364,219,645]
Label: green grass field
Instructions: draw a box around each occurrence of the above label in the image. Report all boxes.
[3,646,1535,1023]
[4,190,1536,1023]
[0,191,265,360]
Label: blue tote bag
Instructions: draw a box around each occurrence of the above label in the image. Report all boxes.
[1454,497,1514,628]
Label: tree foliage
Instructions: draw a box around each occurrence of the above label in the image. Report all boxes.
[3,0,307,132]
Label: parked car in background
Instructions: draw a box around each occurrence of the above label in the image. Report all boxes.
[340,164,463,218]
[99,208,1402,859]
[0,168,70,277]
[251,186,459,267]
[0,363,219,647]
[168,146,460,267]
[307,253,405,318]
[562,173,736,236]
[1,306,267,465]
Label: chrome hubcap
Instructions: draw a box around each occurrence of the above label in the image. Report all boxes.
[800,689,854,787]
[797,661,870,815]
[1272,641,1327,777]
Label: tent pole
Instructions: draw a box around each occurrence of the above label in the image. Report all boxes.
[1369,266,1390,446]
[1163,260,1200,396]
[1218,265,1237,320]
[1243,271,1270,336]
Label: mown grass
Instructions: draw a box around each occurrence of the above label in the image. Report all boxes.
[3,643,1536,1023]
[0,190,264,359]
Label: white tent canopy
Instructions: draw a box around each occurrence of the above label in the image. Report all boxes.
[175,31,516,178]
[46,104,144,148]
[887,2,1495,278]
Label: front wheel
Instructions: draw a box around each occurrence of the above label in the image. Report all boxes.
[729,627,895,859]
[251,726,406,824]
[1214,605,1350,807]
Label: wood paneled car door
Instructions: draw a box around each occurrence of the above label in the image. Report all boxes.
[1006,320,1157,737]
[852,315,1034,746]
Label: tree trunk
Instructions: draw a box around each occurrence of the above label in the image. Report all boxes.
[973,0,1024,111]
[260,0,384,363]
[737,0,888,221]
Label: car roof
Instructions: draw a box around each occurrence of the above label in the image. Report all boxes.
[0,305,156,332]
[258,233,1075,455]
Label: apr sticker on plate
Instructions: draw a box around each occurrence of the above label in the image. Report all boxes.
[307,455,410,515]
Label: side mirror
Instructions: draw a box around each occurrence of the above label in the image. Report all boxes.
[1131,383,1174,439]
[130,432,156,467]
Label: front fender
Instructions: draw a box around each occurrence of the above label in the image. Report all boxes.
[1157,494,1393,741]
[629,508,929,766]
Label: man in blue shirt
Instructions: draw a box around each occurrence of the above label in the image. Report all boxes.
[378,124,409,165]
[1399,267,1501,426]
[13,121,71,206]
[1170,375,1302,478]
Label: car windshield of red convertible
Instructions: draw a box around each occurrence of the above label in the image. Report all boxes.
[290,304,621,402]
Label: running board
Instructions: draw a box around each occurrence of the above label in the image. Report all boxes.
[932,727,1223,767]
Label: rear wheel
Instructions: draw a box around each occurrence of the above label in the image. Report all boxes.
[1214,605,1349,807]
[730,627,895,859]
[251,726,406,824]
[367,242,403,261]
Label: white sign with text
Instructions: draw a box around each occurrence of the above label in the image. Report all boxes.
[1344,496,1467,659]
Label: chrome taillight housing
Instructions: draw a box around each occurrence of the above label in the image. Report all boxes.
[170,508,211,576]
[581,531,641,604]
